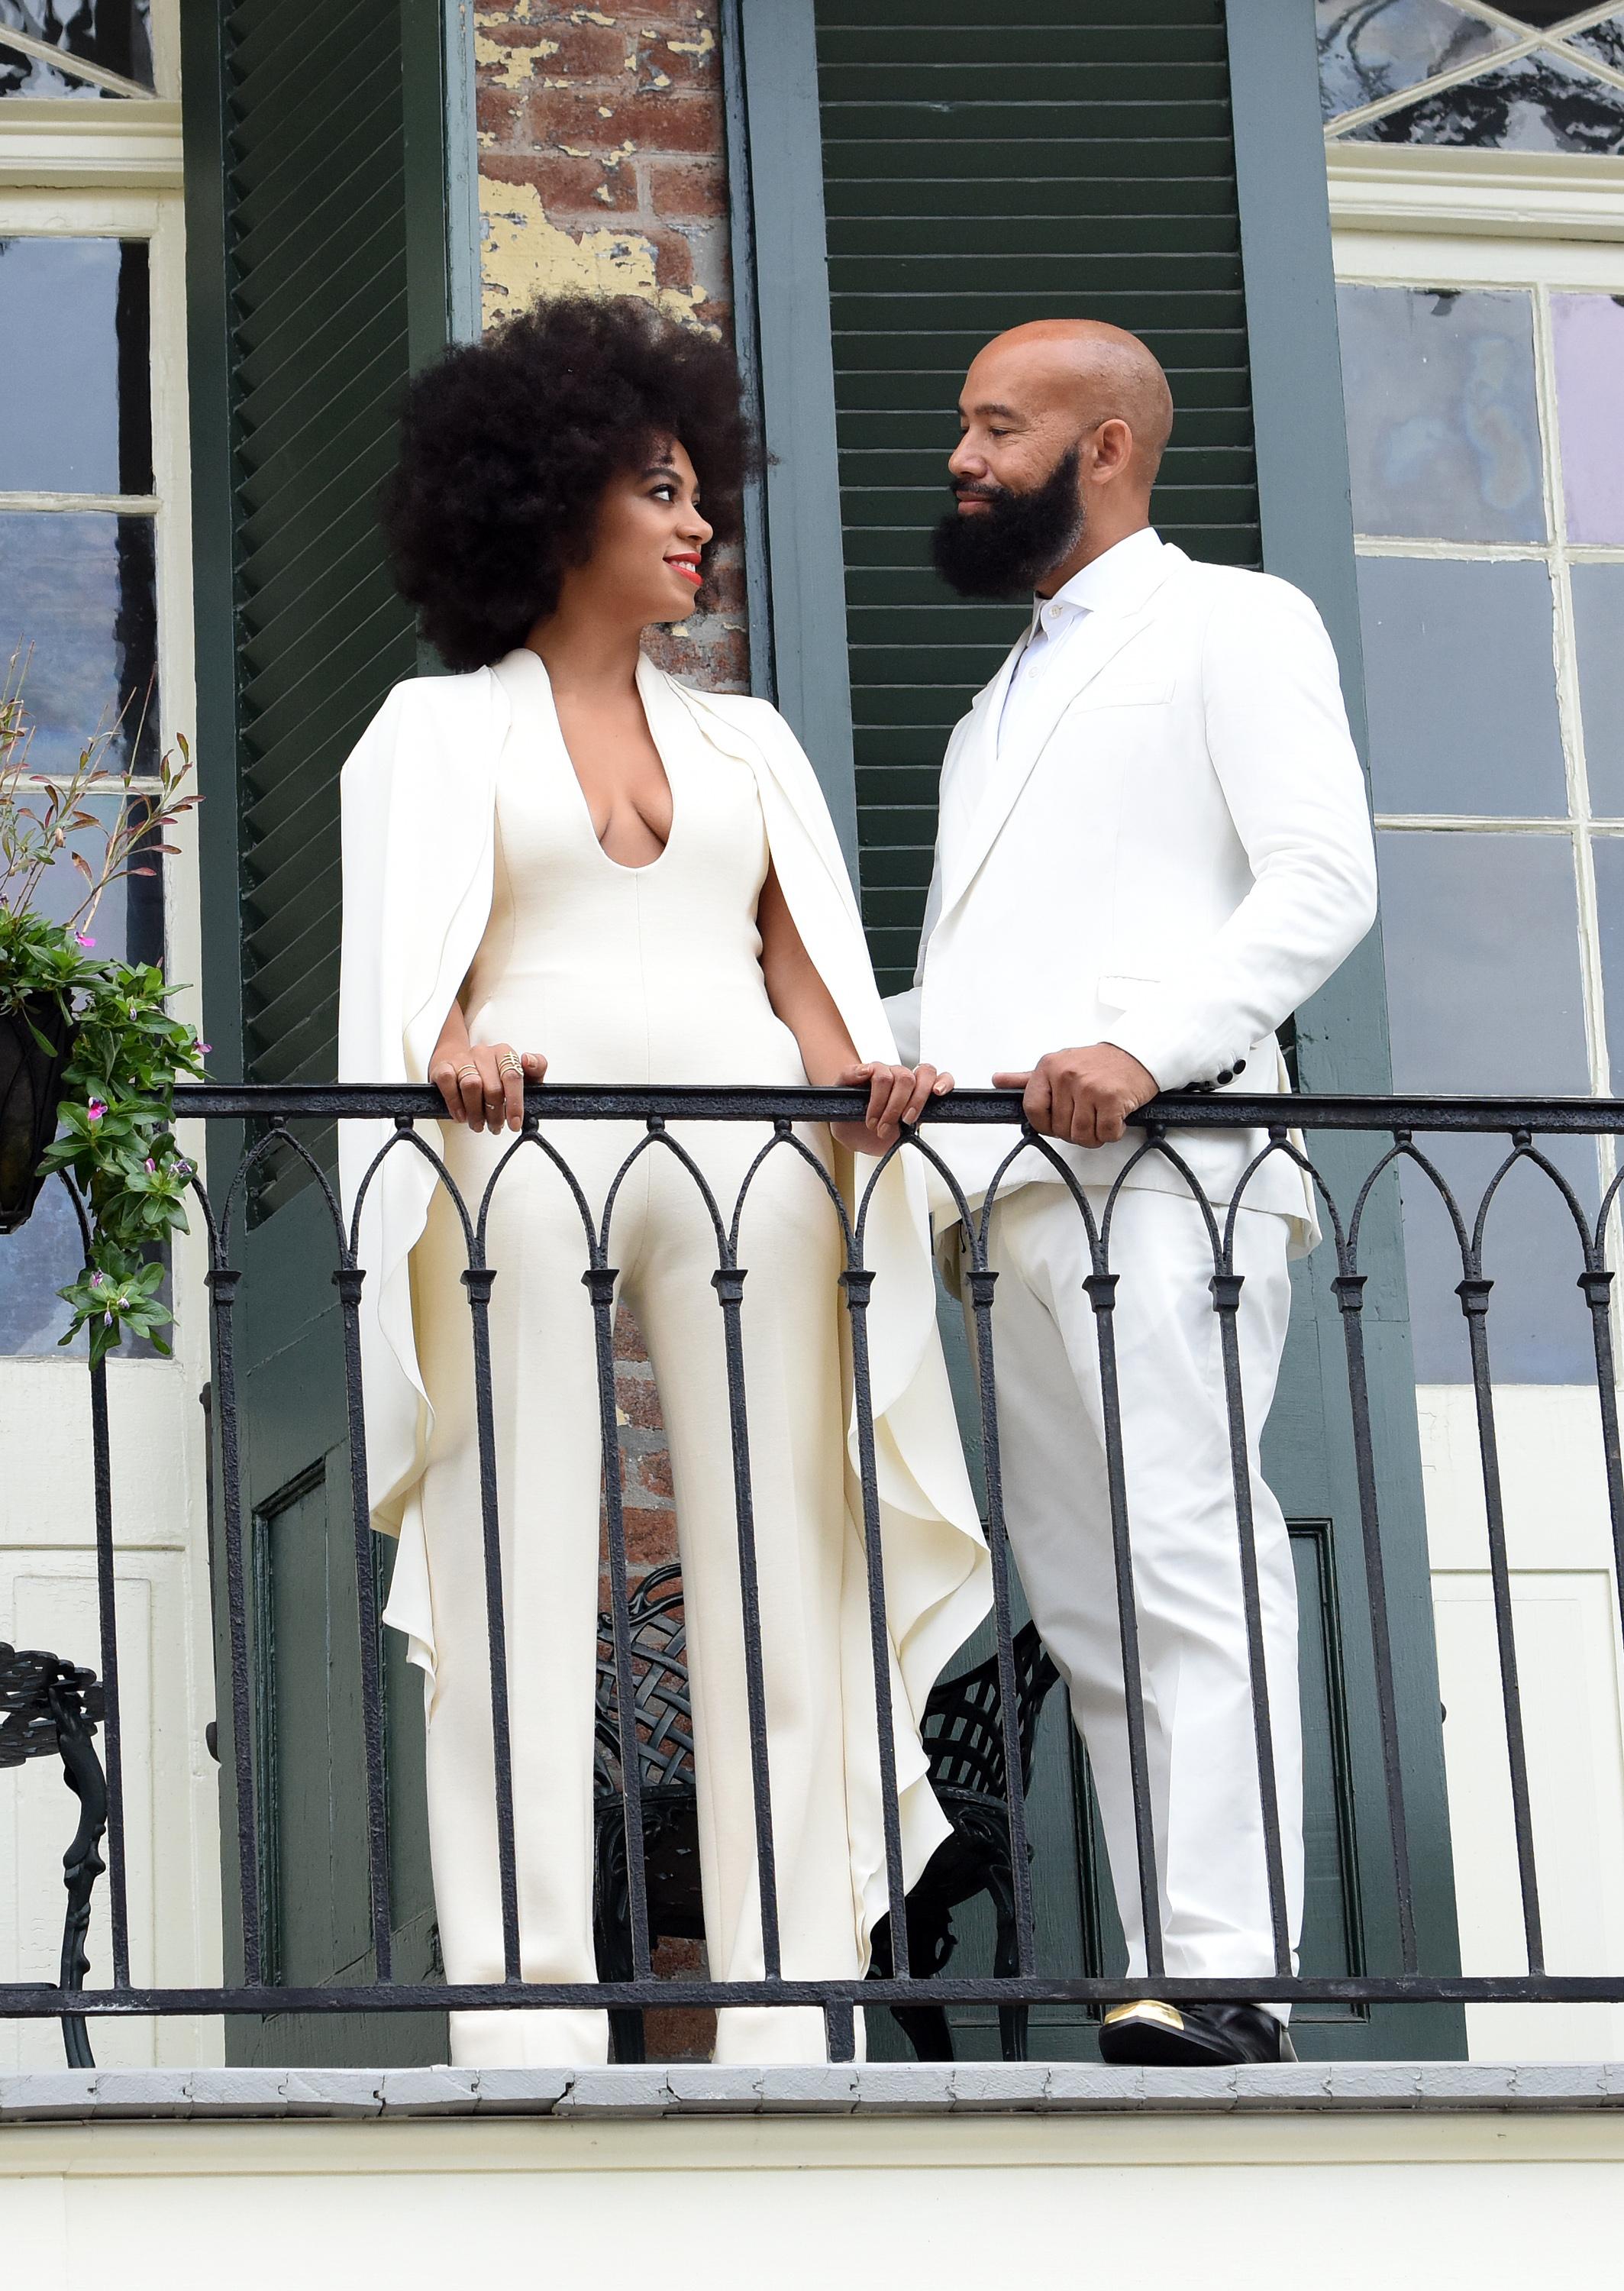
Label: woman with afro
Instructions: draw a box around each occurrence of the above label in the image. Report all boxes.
[337,296,990,2069]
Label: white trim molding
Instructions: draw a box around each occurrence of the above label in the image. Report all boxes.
[0,97,182,189]
[1329,144,1624,243]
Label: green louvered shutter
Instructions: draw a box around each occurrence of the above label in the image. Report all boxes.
[228,0,418,1207]
[812,0,1258,991]
[788,0,1462,2062]
[182,0,460,2064]
[187,0,459,1210]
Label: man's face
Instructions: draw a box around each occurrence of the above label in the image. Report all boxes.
[948,345,1084,501]
[931,346,1091,599]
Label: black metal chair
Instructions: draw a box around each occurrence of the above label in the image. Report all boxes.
[591,1566,702,2063]
[0,1643,108,2066]
[867,1621,1060,2063]
[591,1569,1061,2063]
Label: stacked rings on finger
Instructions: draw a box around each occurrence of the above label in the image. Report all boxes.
[456,1063,479,1084]
[496,1052,523,1080]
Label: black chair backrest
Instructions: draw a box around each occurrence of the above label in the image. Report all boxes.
[593,1566,696,1793]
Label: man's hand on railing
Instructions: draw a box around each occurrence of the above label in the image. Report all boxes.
[835,1061,954,1152]
[993,1045,1159,1149]
[429,1039,548,1133]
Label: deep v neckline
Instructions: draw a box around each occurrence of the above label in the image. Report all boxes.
[554,669,673,880]
[515,646,678,876]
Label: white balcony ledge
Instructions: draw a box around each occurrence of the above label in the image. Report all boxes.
[6,2059,1624,2120]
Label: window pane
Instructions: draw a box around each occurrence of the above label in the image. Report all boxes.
[1564,15,1624,71]
[1571,564,1624,816]
[1338,285,1545,543]
[1380,831,1587,1090]
[0,2,153,97]
[11,790,163,968]
[0,238,152,495]
[0,1181,93,1352]
[0,1181,170,1358]
[1317,0,1515,123]
[0,512,158,774]
[1379,830,1593,1380]
[1390,1134,1600,1383]
[1348,47,1624,154]
[1359,556,1564,816]
[1551,295,1624,545]
[1587,835,1624,1091]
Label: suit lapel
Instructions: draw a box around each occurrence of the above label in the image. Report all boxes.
[938,600,1160,921]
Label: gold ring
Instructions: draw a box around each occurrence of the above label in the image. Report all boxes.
[496,1053,523,1079]
[456,1064,479,1083]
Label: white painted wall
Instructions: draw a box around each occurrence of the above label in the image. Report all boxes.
[8,2111,1624,2288]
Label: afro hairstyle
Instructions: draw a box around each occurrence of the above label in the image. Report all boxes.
[379,294,754,671]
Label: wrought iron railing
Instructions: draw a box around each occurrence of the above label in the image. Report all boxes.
[8,1081,1624,2060]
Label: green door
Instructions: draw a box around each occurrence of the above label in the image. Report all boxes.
[736,0,1463,2058]
[182,0,472,2066]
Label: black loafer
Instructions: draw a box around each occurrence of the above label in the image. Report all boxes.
[1098,1999,1296,2068]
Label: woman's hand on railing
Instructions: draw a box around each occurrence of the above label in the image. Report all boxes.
[834,1061,954,1154]
[429,1040,547,1133]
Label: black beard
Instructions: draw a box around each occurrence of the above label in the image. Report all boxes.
[930,447,1085,599]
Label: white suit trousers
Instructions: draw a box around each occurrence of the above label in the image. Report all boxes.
[970,1182,1303,2002]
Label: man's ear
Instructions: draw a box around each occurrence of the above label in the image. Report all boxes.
[1090,417,1135,482]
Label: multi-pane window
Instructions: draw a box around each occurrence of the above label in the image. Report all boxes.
[1342,276,1624,1381]
[0,11,173,1353]
[0,3,153,98]
[1319,1,1624,153]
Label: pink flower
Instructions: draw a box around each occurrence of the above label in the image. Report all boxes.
[196,1041,211,1055]
[74,931,95,948]
[144,1158,156,1173]
[86,1100,106,1122]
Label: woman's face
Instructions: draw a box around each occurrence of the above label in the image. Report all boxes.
[570,436,715,627]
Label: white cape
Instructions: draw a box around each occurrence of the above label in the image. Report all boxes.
[337,651,993,1935]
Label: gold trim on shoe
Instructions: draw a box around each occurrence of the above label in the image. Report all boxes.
[1103,2000,1185,2034]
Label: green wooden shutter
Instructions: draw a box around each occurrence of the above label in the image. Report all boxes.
[186,0,463,1209]
[233,3,418,1123]
[182,0,463,2065]
[753,0,1466,2060]
[813,0,1258,991]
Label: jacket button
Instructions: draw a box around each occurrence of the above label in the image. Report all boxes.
[1216,1068,1234,1085]
[1234,1057,1247,1075]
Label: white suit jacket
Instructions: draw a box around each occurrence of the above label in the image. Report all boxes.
[337,654,991,1915]
[886,539,1379,1246]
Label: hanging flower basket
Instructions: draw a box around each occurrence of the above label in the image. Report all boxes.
[2,654,204,1356]
[0,993,76,1233]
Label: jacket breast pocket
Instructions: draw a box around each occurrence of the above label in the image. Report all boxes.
[1077,679,1175,712]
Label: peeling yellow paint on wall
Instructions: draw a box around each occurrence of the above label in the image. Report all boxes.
[480,179,702,326]
[473,28,557,88]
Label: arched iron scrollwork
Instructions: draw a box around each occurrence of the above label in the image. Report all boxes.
[13,1078,1624,2049]
[1,1643,108,2066]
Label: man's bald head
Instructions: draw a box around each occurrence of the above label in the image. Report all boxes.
[967,321,1174,487]
[938,320,1175,596]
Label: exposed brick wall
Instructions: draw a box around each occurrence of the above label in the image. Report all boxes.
[474,1,747,692]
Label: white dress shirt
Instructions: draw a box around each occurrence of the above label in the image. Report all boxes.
[996,525,1166,761]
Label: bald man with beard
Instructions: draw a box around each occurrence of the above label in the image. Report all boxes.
[885,322,1378,2068]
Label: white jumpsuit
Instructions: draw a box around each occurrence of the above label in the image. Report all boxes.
[407,651,863,2066]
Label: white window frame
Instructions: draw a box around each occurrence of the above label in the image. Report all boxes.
[1332,151,1624,2063]
[0,0,221,2068]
